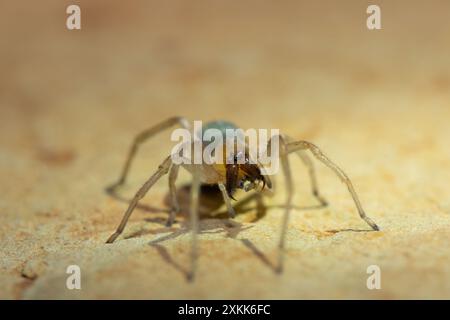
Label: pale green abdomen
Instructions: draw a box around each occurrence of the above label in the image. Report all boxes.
[199,120,238,142]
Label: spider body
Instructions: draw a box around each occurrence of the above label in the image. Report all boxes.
[105,116,379,281]
[181,119,270,200]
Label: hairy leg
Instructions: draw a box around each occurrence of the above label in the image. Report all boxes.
[106,156,172,243]
[265,134,293,273]
[218,183,236,218]
[276,136,294,272]
[283,135,328,206]
[188,165,200,281]
[107,116,190,192]
[166,164,180,227]
[287,140,379,231]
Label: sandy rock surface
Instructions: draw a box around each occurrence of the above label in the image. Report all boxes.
[1,1,450,299]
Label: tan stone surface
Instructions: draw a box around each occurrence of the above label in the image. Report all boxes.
[1,1,450,299]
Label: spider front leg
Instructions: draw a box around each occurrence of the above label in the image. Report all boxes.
[296,150,328,206]
[218,183,236,218]
[265,134,294,273]
[107,116,190,193]
[106,156,172,244]
[166,164,180,227]
[188,165,201,282]
[275,135,294,273]
[266,135,380,273]
[283,135,328,207]
[286,140,380,231]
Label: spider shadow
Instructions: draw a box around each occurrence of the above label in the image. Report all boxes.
[105,183,260,240]
[239,238,278,272]
[141,184,328,279]
[145,184,260,241]
[106,182,375,280]
[146,183,259,279]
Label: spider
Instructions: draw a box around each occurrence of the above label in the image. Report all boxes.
[105,116,379,281]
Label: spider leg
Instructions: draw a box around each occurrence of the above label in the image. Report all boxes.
[106,156,172,244]
[283,135,328,206]
[286,140,379,231]
[296,150,328,206]
[218,183,236,218]
[188,165,201,282]
[107,116,190,193]
[166,164,180,227]
[273,135,293,273]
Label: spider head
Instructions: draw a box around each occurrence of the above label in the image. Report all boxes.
[225,152,272,199]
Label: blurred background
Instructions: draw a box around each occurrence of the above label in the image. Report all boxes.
[1,0,449,299]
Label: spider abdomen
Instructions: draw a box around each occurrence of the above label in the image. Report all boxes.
[198,120,239,141]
